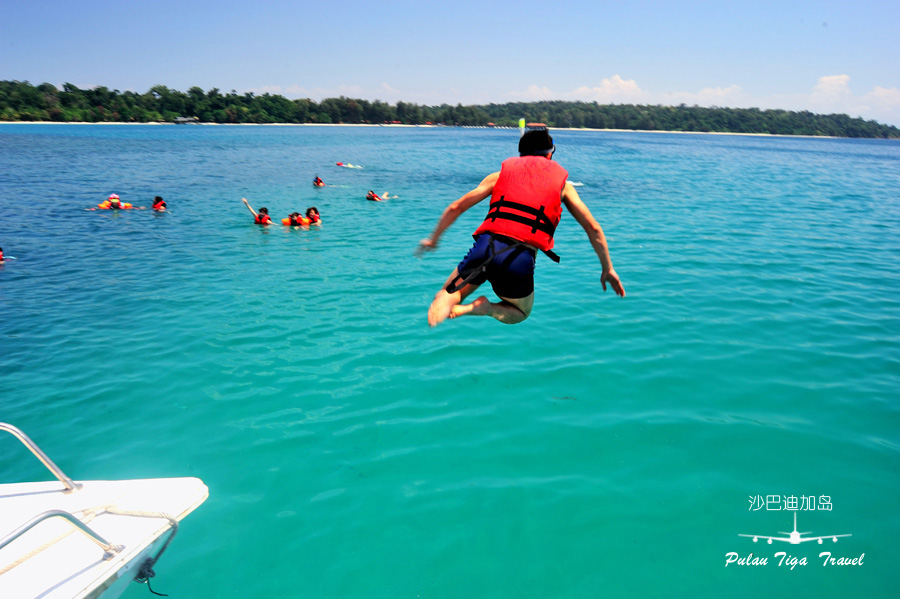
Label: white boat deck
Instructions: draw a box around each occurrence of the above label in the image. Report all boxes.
[0,477,208,599]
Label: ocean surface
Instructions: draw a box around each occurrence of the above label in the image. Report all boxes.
[1,123,898,598]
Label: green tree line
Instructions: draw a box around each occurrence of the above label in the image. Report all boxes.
[2,80,898,138]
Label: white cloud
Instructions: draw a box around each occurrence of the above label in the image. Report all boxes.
[373,82,403,102]
[567,75,647,103]
[662,85,744,107]
[509,85,555,101]
[508,76,648,104]
[808,74,855,114]
[812,74,852,98]
[794,75,900,125]
[863,86,900,112]
[283,84,311,96]
[859,85,900,126]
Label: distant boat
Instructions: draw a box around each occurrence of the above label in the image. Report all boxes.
[0,422,208,599]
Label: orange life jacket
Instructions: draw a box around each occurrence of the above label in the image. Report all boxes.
[472,156,567,252]
[98,200,132,209]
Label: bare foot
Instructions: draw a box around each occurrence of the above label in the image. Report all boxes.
[428,291,460,327]
[450,296,490,319]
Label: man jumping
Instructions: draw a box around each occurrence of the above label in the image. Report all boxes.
[417,129,625,327]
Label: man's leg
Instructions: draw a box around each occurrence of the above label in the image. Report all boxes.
[450,292,534,324]
[428,268,480,327]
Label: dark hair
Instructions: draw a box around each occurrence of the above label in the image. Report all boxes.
[154,196,163,202]
[260,207,268,214]
[306,207,318,216]
[518,129,554,156]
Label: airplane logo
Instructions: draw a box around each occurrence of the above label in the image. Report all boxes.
[739,512,851,545]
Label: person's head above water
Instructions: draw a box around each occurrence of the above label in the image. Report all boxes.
[259,207,269,215]
[306,207,319,218]
[518,129,555,157]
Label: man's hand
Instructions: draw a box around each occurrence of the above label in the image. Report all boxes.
[601,269,626,297]
[415,238,437,257]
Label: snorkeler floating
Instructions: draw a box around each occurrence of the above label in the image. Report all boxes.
[417,129,625,327]
[152,196,167,211]
[243,198,321,227]
[366,191,395,201]
[85,193,154,211]
[313,176,325,187]
[281,208,322,227]
[100,194,132,210]
[242,197,273,224]
[97,193,134,210]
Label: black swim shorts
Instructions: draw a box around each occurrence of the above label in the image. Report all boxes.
[451,233,537,299]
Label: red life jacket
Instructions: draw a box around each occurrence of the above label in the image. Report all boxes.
[255,214,271,224]
[473,156,567,252]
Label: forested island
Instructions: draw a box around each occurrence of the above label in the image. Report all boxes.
[2,80,898,139]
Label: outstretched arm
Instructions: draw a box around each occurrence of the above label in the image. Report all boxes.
[416,172,499,255]
[561,182,625,297]
[241,197,259,218]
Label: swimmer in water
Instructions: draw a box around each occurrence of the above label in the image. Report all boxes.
[416,129,625,327]
[366,190,383,202]
[96,193,136,210]
[284,212,310,227]
[313,176,325,187]
[306,207,321,226]
[152,196,167,211]
[242,197,273,225]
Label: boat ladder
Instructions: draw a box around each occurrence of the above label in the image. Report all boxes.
[0,422,124,559]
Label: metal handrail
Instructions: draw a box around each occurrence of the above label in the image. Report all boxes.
[0,510,123,559]
[0,423,82,492]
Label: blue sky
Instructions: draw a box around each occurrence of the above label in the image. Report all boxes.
[2,0,899,125]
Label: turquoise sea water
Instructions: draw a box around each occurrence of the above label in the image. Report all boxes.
[1,124,898,598]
